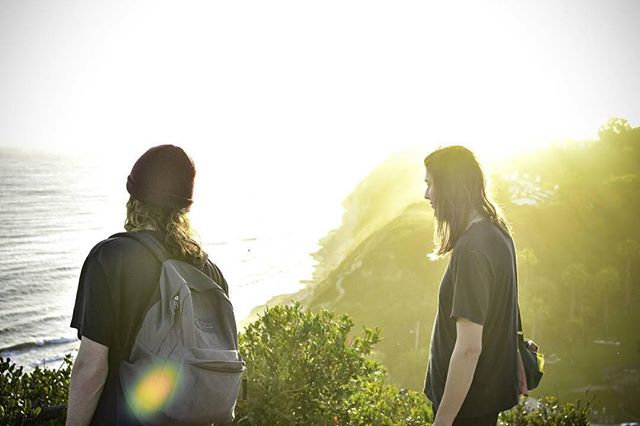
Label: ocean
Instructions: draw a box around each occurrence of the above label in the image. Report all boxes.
[0,149,324,369]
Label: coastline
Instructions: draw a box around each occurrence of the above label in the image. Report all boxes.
[2,284,320,370]
[238,282,315,331]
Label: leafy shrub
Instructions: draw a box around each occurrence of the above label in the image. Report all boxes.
[234,303,433,425]
[342,373,433,425]
[0,309,600,426]
[499,395,594,426]
[0,355,71,425]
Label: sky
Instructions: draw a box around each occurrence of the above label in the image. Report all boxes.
[1,0,640,237]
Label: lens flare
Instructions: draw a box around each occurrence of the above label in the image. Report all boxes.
[128,363,179,417]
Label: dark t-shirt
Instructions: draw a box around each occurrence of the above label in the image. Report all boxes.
[70,231,228,425]
[424,219,519,418]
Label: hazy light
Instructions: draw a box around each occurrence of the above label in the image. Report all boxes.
[1,0,639,266]
[1,0,639,162]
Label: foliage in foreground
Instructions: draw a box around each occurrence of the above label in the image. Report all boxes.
[0,307,599,426]
[235,303,433,425]
[499,395,594,426]
[0,355,71,425]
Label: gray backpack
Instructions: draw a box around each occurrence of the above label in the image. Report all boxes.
[116,232,245,425]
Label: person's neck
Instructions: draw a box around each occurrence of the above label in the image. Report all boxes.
[465,211,484,231]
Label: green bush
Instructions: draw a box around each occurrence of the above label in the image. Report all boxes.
[0,355,71,425]
[0,309,600,426]
[342,374,433,426]
[234,303,433,425]
[499,395,594,426]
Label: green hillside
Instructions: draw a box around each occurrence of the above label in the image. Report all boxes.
[298,118,640,423]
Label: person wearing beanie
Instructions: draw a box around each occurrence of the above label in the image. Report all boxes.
[67,145,230,425]
[126,144,196,210]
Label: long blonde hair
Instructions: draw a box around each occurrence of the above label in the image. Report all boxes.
[124,196,208,267]
[424,146,510,258]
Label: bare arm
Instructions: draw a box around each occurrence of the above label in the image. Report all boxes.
[66,337,109,426]
[433,318,483,426]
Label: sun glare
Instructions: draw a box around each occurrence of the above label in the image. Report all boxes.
[1,0,638,256]
[127,363,179,418]
[2,1,637,163]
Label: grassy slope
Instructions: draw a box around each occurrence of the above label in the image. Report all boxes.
[252,127,640,421]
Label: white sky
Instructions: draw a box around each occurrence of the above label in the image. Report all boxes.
[1,0,640,237]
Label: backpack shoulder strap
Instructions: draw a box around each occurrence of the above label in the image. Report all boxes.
[112,231,228,295]
[110,231,169,263]
[109,232,168,361]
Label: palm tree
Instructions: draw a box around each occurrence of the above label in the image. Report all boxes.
[562,263,589,322]
[525,295,551,341]
[517,248,539,288]
[594,267,621,338]
[617,239,640,315]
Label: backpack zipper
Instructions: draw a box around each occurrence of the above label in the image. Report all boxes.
[173,295,180,313]
[193,362,246,373]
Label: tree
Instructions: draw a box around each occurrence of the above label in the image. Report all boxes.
[519,274,554,341]
[598,117,632,142]
[517,248,539,288]
[522,295,550,341]
[617,239,640,314]
[593,267,621,337]
[489,173,512,206]
[561,264,589,322]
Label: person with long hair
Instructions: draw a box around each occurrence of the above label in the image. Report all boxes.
[67,145,229,425]
[423,146,519,426]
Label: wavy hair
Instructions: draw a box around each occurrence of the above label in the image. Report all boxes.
[424,146,511,258]
[124,196,208,267]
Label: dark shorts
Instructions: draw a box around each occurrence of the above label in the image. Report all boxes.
[453,411,499,426]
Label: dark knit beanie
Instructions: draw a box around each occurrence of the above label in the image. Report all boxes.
[126,144,196,209]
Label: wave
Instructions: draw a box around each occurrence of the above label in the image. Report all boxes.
[0,337,78,355]
[29,353,71,369]
[0,313,71,336]
[0,264,75,275]
[0,265,76,284]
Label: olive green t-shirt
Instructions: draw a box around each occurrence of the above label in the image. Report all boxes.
[71,231,228,425]
[424,219,519,418]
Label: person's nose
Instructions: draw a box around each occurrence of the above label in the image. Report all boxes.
[424,189,430,201]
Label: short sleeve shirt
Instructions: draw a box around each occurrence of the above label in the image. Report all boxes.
[70,231,228,425]
[424,220,519,418]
